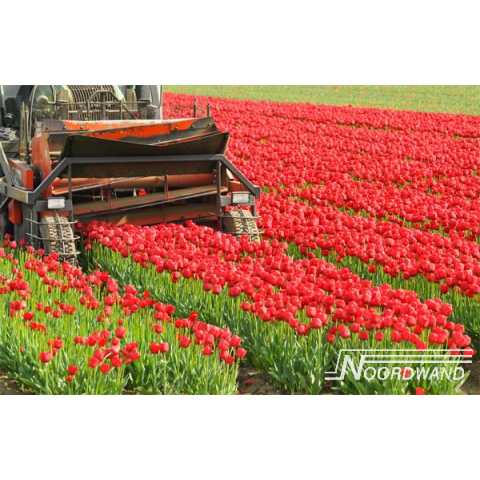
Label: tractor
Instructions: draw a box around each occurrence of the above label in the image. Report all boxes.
[0,85,260,262]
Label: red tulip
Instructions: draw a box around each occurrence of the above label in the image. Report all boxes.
[236,348,247,359]
[179,336,191,348]
[359,331,369,341]
[88,357,100,368]
[93,349,105,361]
[230,335,242,347]
[240,302,251,311]
[374,332,384,341]
[111,356,123,368]
[416,340,427,350]
[159,342,169,354]
[115,327,127,339]
[217,340,229,351]
[351,323,360,333]
[100,363,111,374]
[39,351,52,363]
[228,286,241,298]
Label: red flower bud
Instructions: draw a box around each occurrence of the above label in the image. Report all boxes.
[374,332,384,341]
[359,331,369,341]
[100,363,111,374]
[179,336,191,348]
[236,348,247,359]
[115,327,127,339]
[88,357,100,368]
[112,356,123,368]
[39,351,52,363]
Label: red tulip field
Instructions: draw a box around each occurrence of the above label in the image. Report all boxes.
[1,91,478,395]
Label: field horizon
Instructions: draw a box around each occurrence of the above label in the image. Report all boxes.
[165,85,480,116]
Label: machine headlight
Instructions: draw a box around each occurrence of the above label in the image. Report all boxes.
[232,193,251,204]
[47,197,66,210]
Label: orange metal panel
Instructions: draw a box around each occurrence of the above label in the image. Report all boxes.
[7,159,34,189]
[60,119,160,131]
[84,119,198,141]
[8,200,22,224]
[57,118,197,140]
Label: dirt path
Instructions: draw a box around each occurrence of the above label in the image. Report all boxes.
[237,366,284,395]
[0,368,31,395]
[461,357,479,395]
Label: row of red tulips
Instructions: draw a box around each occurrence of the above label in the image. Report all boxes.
[86,220,474,394]
[164,92,480,138]
[164,94,479,190]
[257,193,480,340]
[165,95,479,248]
[287,179,479,241]
[0,242,242,394]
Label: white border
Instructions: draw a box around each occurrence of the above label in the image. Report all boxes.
[2,1,478,84]
[1,1,478,477]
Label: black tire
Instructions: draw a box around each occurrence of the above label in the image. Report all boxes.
[39,214,77,264]
[223,209,261,242]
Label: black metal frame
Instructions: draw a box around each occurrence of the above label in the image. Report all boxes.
[1,152,260,203]
[0,144,261,246]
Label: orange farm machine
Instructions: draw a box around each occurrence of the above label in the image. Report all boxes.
[0,85,260,262]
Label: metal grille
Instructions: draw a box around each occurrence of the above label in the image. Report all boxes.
[65,86,128,121]
[67,85,116,104]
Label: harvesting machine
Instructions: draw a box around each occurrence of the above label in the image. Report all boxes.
[0,85,260,262]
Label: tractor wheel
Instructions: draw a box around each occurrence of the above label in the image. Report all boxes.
[39,215,77,265]
[223,209,261,242]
